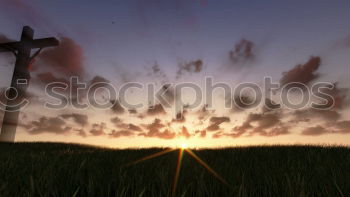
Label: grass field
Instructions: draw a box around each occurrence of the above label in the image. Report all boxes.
[0,143,349,197]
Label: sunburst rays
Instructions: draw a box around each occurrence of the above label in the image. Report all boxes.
[124,146,229,196]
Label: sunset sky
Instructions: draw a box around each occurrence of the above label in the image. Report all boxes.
[0,0,350,148]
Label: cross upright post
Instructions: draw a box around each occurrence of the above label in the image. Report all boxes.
[0,26,59,142]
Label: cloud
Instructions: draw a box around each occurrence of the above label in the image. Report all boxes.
[109,130,134,138]
[160,84,177,104]
[280,56,321,87]
[75,129,87,137]
[313,82,348,110]
[212,131,224,138]
[227,94,255,112]
[111,117,122,124]
[207,116,230,131]
[301,125,329,136]
[110,100,125,114]
[114,122,143,132]
[129,109,137,114]
[195,129,206,138]
[196,104,214,120]
[60,113,88,127]
[146,62,168,83]
[110,117,141,131]
[334,121,350,134]
[336,121,350,129]
[0,34,13,43]
[26,116,71,135]
[172,109,187,123]
[259,126,289,137]
[147,104,166,115]
[140,118,176,139]
[39,37,84,76]
[301,122,350,136]
[88,75,110,90]
[179,126,191,138]
[231,112,282,137]
[89,122,106,136]
[176,59,203,79]
[229,39,255,65]
[292,108,341,125]
[128,124,142,131]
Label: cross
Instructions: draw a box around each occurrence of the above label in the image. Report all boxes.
[0,26,59,142]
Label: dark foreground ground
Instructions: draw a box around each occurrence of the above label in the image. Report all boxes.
[0,143,349,197]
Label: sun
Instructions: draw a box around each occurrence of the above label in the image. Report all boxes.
[180,143,188,149]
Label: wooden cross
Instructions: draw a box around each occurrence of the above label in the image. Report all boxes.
[0,26,59,142]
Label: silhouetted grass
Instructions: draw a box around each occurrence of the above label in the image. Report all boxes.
[0,142,349,196]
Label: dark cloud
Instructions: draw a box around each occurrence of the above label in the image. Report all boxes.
[227,94,255,112]
[231,112,282,137]
[140,118,176,139]
[179,126,191,138]
[262,98,281,113]
[313,83,348,110]
[0,34,13,43]
[114,122,143,132]
[147,62,168,82]
[75,128,87,137]
[160,84,177,104]
[60,113,88,127]
[111,117,122,124]
[197,104,214,120]
[89,122,106,136]
[301,125,329,136]
[39,37,84,76]
[147,104,166,115]
[336,121,350,129]
[292,108,341,125]
[110,100,125,114]
[334,121,350,134]
[229,39,255,65]
[195,129,206,138]
[128,124,142,131]
[302,122,350,136]
[259,126,290,137]
[110,117,142,131]
[109,130,134,138]
[172,109,187,123]
[212,131,224,138]
[26,116,70,135]
[87,75,111,93]
[129,109,137,114]
[207,116,230,131]
[280,56,321,87]
[176,59,203,79]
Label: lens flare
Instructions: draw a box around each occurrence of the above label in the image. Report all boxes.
[125,146,229,196]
